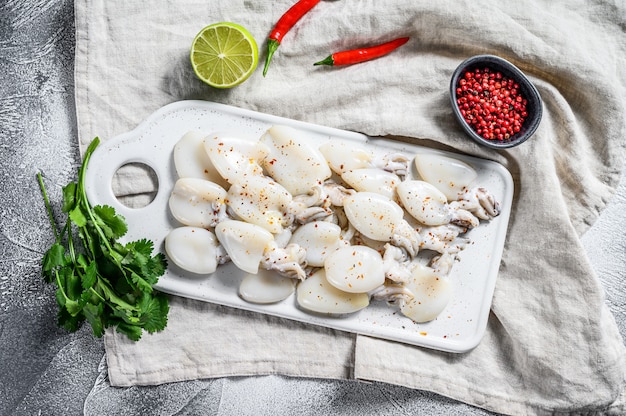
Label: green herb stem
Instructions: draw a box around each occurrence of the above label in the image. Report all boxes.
[77,138,115,256]
[96,278,138,312]
[36,172,60,241]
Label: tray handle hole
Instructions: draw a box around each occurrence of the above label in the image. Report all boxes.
[112,162,159,209]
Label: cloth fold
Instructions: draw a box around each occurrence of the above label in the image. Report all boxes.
[74,1,626,414]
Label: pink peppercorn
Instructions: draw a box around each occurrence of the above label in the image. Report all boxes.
[456,67,527,141]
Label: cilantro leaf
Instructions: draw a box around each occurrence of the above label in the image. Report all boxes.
[36,138,169,341]
[81,260,97,290]
[57,307,84,333]
[55,286,67,308]
[83,302,105,338]
[93,205,128,240]
[126,239,154,258]
[42,243,66,282]
[138,292,169,333]
[129,271,154,293]
[63,267,82,301]
[147,253,167,281]
[115,322,143,342]
[69,206,87,227]
[64,297,83,317]
[61,182,78,213]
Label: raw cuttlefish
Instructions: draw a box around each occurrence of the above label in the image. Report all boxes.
[164,125,501,323]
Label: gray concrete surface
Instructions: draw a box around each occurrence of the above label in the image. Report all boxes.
[1,1,624,415]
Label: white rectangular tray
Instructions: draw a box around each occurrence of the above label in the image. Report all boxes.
[84,100,513,353]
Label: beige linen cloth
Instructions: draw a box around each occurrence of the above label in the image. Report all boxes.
[74,1,626,414]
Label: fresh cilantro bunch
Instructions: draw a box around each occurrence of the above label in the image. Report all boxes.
[37,137,169,341]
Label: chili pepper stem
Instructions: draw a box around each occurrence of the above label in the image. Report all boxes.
[263,39,280,77]
[313,56,334,66]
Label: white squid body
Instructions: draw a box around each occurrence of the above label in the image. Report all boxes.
[399,264,453,323]
[226,175,292,234]
[341,191,421,257]
[168,177,227,228]
[215,220,306,280]
[396,180,452,226]
[289,221,348,267]
[297,268,370,314]
[343,192,405,241]
[340,168,400,200]
[165,226,219,274]
[319,140,409,179]
[173,131,229,188]
[203,134,269,185]
[414,153,477,201]
[324,245,385,293]
[319,141,373,175]
[260,125,332,196]
[214,219,274,274]
[239,270,296,304]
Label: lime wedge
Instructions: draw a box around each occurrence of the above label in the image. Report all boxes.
[190,22,259,89]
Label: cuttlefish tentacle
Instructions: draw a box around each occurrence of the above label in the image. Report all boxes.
[261,242,308,281]
[369,283,414,305]
[451,187,501,220]
[374,152,411,179]
[382,243,413,284]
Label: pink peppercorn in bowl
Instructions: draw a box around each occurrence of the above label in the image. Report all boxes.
[450,54,542,149]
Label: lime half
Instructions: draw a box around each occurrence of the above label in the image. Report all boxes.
[190,22,259,89]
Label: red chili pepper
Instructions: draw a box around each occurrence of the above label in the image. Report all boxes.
[263,0,321,77]
[314,37,410,67]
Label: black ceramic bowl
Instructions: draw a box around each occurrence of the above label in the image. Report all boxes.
[450,54,542,149]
